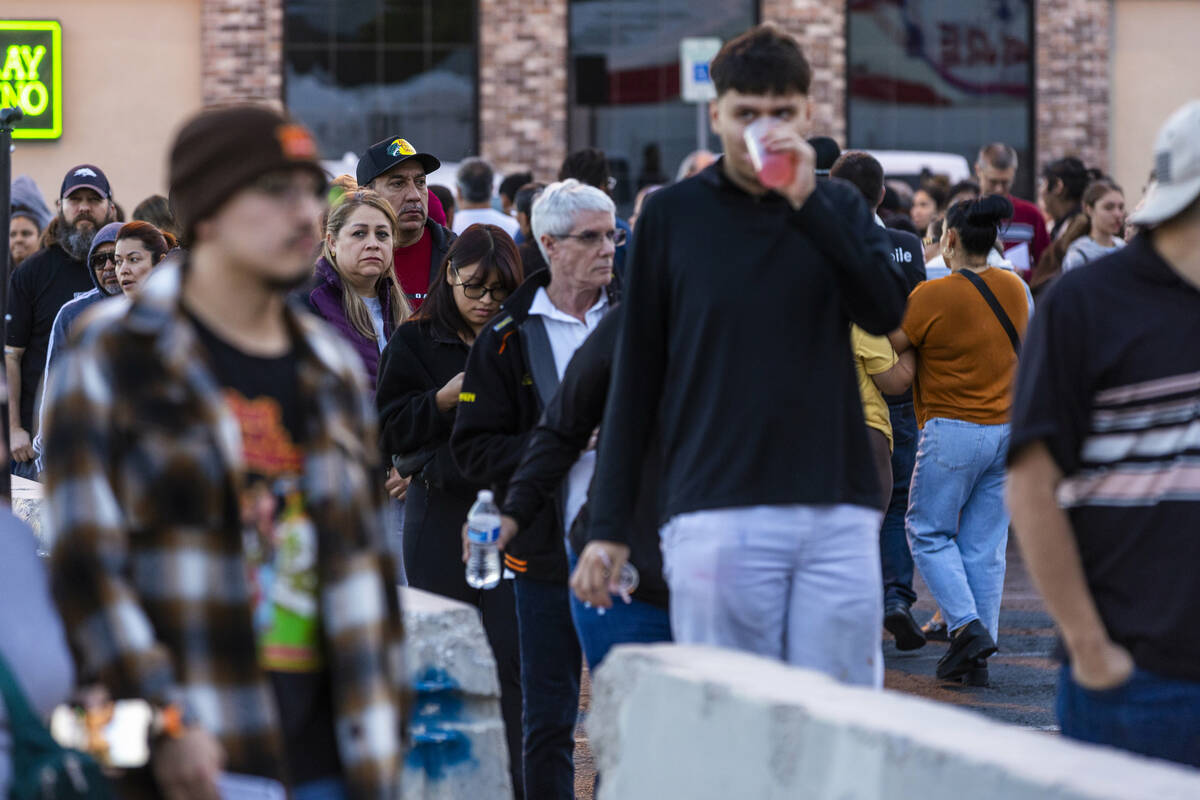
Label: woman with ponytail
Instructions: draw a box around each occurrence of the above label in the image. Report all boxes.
[1061,181,1126,272]
[889,195,1031,687]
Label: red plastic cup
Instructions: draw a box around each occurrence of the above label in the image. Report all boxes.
[744,117,797,190]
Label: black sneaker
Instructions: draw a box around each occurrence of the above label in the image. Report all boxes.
[962,659,990,687]
[936,620,997,681]
[884,603,927,651]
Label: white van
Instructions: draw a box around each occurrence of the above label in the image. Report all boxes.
[866,150,971,187]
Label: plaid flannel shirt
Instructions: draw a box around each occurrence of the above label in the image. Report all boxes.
[43,258,407,799]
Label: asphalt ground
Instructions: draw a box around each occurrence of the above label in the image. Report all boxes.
[571,538,1058,798]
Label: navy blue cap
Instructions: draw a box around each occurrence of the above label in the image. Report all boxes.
[61,164,112,200]
[356,136,440,187]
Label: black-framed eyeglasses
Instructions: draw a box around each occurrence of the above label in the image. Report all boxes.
[90,252,117,268]
[557,228,627,247]
[451,266,510,302]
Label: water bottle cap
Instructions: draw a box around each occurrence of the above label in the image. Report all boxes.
[478,490,494,503]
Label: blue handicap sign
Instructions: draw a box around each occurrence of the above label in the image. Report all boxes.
[693,63,710,83]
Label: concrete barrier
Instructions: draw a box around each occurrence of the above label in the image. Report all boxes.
[399,586,513,800]
[589,644,1200,800]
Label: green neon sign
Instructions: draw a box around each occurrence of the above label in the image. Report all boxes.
[0,20,62,139]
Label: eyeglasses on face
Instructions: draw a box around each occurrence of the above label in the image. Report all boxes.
[451,266,510,302]
[90,252,117,268]
[556,228,627,247]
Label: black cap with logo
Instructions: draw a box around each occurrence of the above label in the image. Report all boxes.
[356,136,441,187]
[60,164,113,200]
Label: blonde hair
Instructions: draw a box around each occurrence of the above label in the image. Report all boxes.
[323,189,412,342]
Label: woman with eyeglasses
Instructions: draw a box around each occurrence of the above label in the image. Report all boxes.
[375,223,525,796]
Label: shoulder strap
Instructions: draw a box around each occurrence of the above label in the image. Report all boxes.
[520,316,560,408]
[958,269,1021,355]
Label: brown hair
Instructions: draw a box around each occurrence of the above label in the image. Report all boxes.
[1031,179,1122,290]
[132,194,181,240]
[322,188,411,341]
[117,221,177,261]
[412,224,524,342]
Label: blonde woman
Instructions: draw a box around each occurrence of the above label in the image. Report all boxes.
[307,188,411,393]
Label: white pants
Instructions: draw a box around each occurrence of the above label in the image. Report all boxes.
[660,504,884,687]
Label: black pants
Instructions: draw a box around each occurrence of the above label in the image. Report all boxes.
[404,480,524,798]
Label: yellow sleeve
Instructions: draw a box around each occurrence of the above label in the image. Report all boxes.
[851,325,898,376]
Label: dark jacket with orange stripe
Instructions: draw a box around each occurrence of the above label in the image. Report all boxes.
[452,268,616,581]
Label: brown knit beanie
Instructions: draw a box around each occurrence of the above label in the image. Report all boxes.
[168,105,326,241]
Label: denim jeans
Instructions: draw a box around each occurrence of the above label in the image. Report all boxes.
[293,778,348,800]
[881,401,918,607]
[906,418,1010,641]
[661,504,883,687]
[1057,665,1200,768]
[512,575,581,800]
[566,544,672,671]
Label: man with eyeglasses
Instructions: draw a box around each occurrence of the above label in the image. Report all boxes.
[44,106,406,800]
[452,179,620,800]
[357,135,455,310]
[6,164,118,479]
[559,148,631,285]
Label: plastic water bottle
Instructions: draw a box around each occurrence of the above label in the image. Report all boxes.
[465,490,502,590]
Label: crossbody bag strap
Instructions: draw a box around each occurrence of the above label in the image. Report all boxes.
[958,269,1020,355]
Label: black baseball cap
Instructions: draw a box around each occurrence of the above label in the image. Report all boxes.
[61,164,112,199]
[356,136,441,187]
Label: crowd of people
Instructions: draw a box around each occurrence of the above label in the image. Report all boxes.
[2,22,1198,800]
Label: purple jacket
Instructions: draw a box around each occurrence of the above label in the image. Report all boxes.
[307,257,398,392]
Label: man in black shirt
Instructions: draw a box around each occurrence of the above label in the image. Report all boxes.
[6,164,116,477]
[829,151,928,651]
[580,26,906,686]
[1008,100,1200,768]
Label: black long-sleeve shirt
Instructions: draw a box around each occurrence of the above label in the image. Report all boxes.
[589,162,907,545]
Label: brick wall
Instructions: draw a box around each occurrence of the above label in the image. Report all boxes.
[1035,0,1111,173]
[759,0,847,145]
[478,0,569,178]
[201,0,284,107]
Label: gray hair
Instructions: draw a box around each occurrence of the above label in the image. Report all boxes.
[531,179,616,262]
[456,157,495,204]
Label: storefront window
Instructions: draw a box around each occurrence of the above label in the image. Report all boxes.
[846,0,1035,196]
[285,0,476,163]
[568,0,757,215]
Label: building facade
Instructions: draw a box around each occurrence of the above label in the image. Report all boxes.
[7,0,1200,211]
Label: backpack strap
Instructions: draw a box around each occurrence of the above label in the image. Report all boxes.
[958,269,1021,355]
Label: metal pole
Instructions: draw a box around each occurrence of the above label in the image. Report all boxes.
[695,102,707,153]
[0,106,24,504]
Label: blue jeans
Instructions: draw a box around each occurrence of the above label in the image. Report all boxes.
[1057,665,1200,768]
[293,778,348,800]
[881,401,918,607]
[566,545,672,670]
[906,418,1010,641]
[512,575,581,800]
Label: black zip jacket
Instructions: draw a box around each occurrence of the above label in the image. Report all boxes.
[377,318,476,494]
[589,161,908,546]
[452,269,618,581]
[501,306,668,608]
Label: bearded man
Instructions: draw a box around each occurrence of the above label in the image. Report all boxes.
[6,164,117,478]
